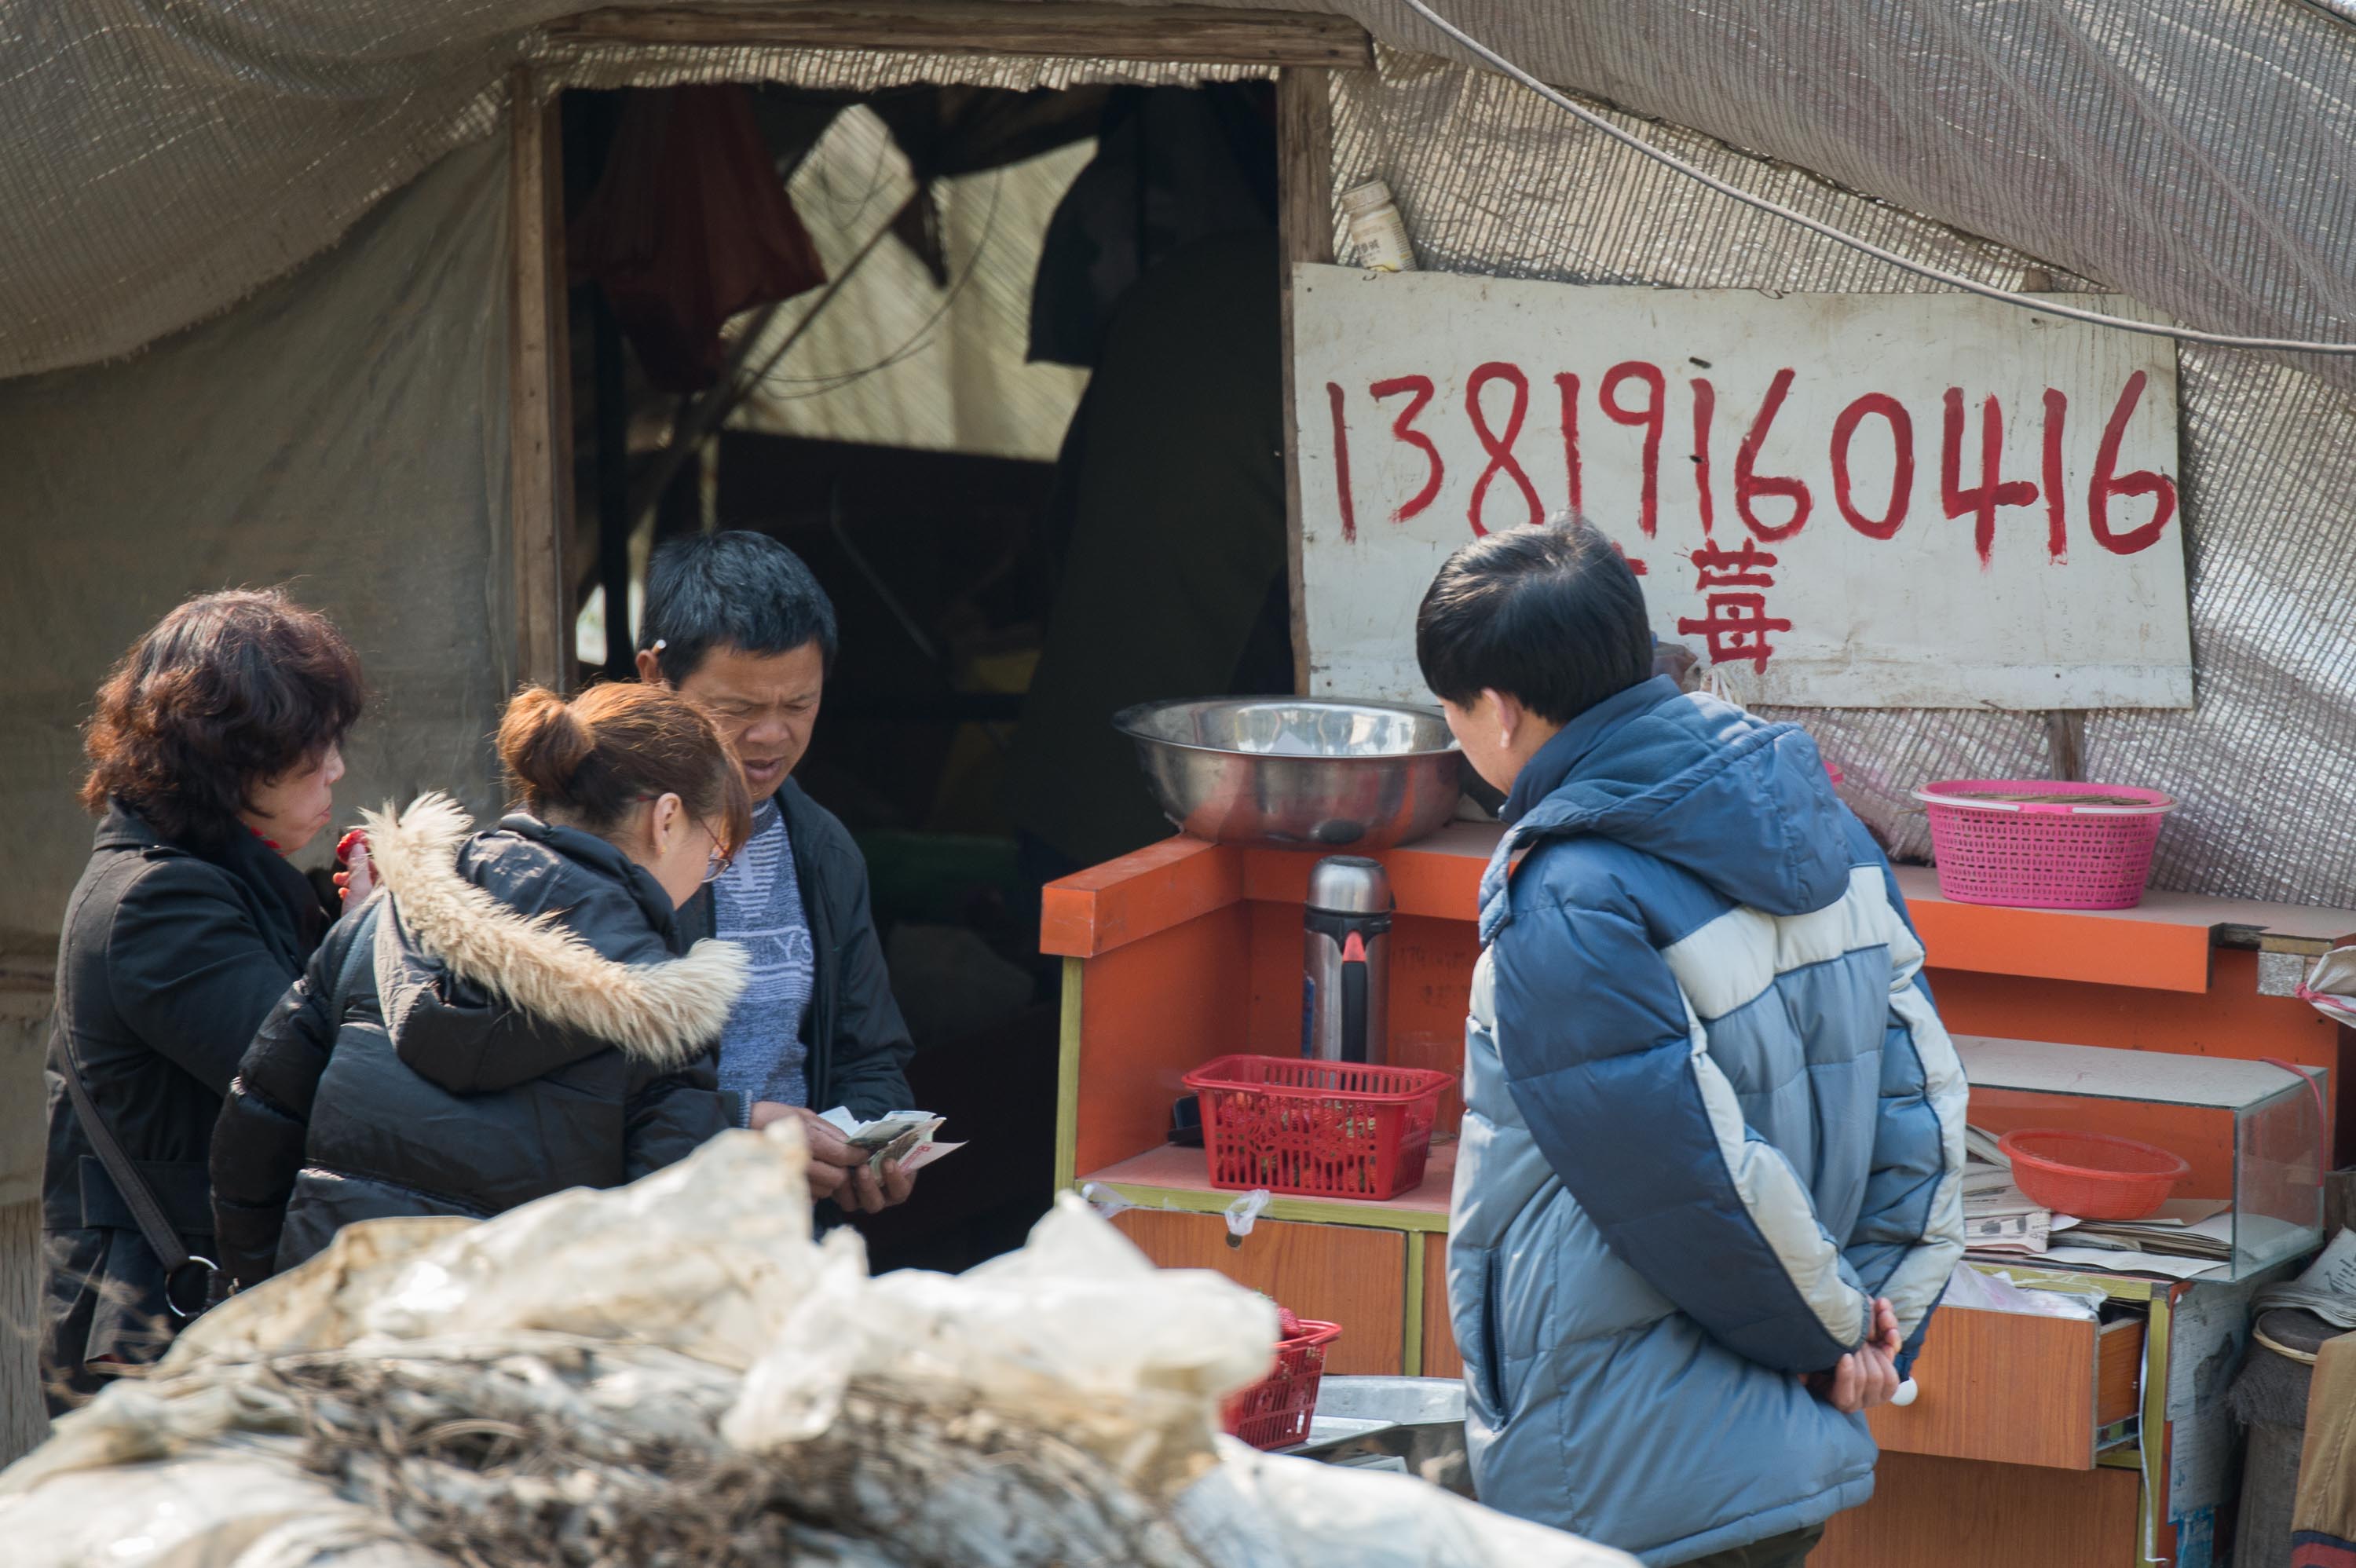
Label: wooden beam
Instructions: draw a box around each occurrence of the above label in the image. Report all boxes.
[1276,65,1335,695]
[507,68,574,693]
[547,3,1374,65]
[1038,836,1243,958]
[2045,709,2086,781]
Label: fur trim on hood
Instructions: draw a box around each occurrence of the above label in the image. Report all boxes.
[361,792,748,1070]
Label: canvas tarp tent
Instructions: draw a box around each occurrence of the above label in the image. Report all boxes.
[5,2,2354,389]
[7,1,2355,908]
[6,0,2356,1472]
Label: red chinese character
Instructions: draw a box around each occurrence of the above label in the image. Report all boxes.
[1690,539,1778,588]
[1608,536,1648,577]
[1677,594,1792,674]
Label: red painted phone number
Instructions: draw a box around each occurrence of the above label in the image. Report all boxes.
[1322,362,2176,569]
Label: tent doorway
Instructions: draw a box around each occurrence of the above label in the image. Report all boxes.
[547,63,1308,1270]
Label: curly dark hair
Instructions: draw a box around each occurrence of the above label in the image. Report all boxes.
[79,590,367,846]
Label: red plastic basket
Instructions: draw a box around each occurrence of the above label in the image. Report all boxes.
[1999,1128,2189,1221]
[1915,779,2175,910]
[1183,1054,1454,1200]
[1221,1319,1343,1449]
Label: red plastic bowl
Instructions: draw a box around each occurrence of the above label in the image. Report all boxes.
[1999,1128,2190,1221]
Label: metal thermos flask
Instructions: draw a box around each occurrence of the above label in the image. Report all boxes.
[1303,856,1393,1064]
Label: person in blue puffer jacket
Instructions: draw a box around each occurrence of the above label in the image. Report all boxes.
[1417,521,1967,1568]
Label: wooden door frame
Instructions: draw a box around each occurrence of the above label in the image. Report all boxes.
[505,8,1361,693]
[507,66,575,692]
[1275,66,1336,694]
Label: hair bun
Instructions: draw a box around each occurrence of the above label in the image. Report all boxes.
[490,680,750,858]
[495,685,594,799]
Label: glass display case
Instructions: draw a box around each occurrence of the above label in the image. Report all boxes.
[1955,1035,2326,1281]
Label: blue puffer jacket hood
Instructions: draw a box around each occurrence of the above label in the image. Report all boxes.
[1452,678,1968,1566]
[1491,675,1854,929]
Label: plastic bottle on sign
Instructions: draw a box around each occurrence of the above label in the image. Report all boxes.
[1340,180,1418,272]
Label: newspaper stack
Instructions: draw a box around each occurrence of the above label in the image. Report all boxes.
[2057,1201,2233,1262]
[1960,1125,2069,1256]
[2255,1228,2356,1328]
[1959,1124,2235,1281]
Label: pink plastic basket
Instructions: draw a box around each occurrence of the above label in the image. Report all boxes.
[1915,779,2175,910]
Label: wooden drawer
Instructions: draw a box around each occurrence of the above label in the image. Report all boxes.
[1112,1209,1407,1375]
[1815,1452,2143,1568]
[1407,1238,2143,1457]
[1868,1305,2144,1469]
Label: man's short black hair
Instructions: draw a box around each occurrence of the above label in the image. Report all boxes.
[639,531,840,685]
[1416,518,1653,725]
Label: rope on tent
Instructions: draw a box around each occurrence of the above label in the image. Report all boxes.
[1396,0,2356,356]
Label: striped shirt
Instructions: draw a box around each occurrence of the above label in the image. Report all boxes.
[711,796,816,1119]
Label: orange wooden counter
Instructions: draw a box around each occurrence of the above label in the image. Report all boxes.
[1042,827,2354,1566]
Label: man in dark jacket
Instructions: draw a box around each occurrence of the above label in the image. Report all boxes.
[637,531,919,1215]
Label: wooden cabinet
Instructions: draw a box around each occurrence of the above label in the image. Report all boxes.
[1816,1453,2145,1568]
[1868,1306,2144,1469]
[1045,832,2356,1566]
[1112,1209,1406,1376]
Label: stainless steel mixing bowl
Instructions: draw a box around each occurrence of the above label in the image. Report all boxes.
[1112,697,1463,851]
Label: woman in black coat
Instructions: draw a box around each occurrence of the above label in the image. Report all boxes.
[210,682,750,1287]
[41,590,364,1407]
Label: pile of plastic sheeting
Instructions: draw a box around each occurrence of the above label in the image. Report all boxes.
[0,1127,1635,1568]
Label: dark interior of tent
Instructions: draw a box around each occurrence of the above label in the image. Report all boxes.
[556,79,1287,1268]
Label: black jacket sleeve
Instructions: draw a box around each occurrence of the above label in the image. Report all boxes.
[111,859,305,1096]
[820,846,916,1122]
[622,1058,736,1182]
[210,909,368,1289]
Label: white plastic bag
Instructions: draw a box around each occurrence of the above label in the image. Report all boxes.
[2299,945,2356,1027]
[1941,1259,2102,1320]
[169,1127,843,1373]
[726,1192,1276,1485]
[0,1454,452,1568]
[1178,1442,1641,1568]
[2,1120,1637,1568]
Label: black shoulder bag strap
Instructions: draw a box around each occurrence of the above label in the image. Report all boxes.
[56,907,375,1320]
[53,997,216,1318]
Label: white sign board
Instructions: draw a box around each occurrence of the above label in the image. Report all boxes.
[1293,265,2193,710]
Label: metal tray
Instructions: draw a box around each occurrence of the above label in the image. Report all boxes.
[1286,1376,1472,1497]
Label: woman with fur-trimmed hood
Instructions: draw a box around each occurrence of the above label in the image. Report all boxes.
[209,684,752,1288]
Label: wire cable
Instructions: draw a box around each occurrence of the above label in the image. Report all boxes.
[755,166,1009,400]
[1393,0,2356,355]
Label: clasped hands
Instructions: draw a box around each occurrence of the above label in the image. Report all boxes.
[1803,1296,1906,1414]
